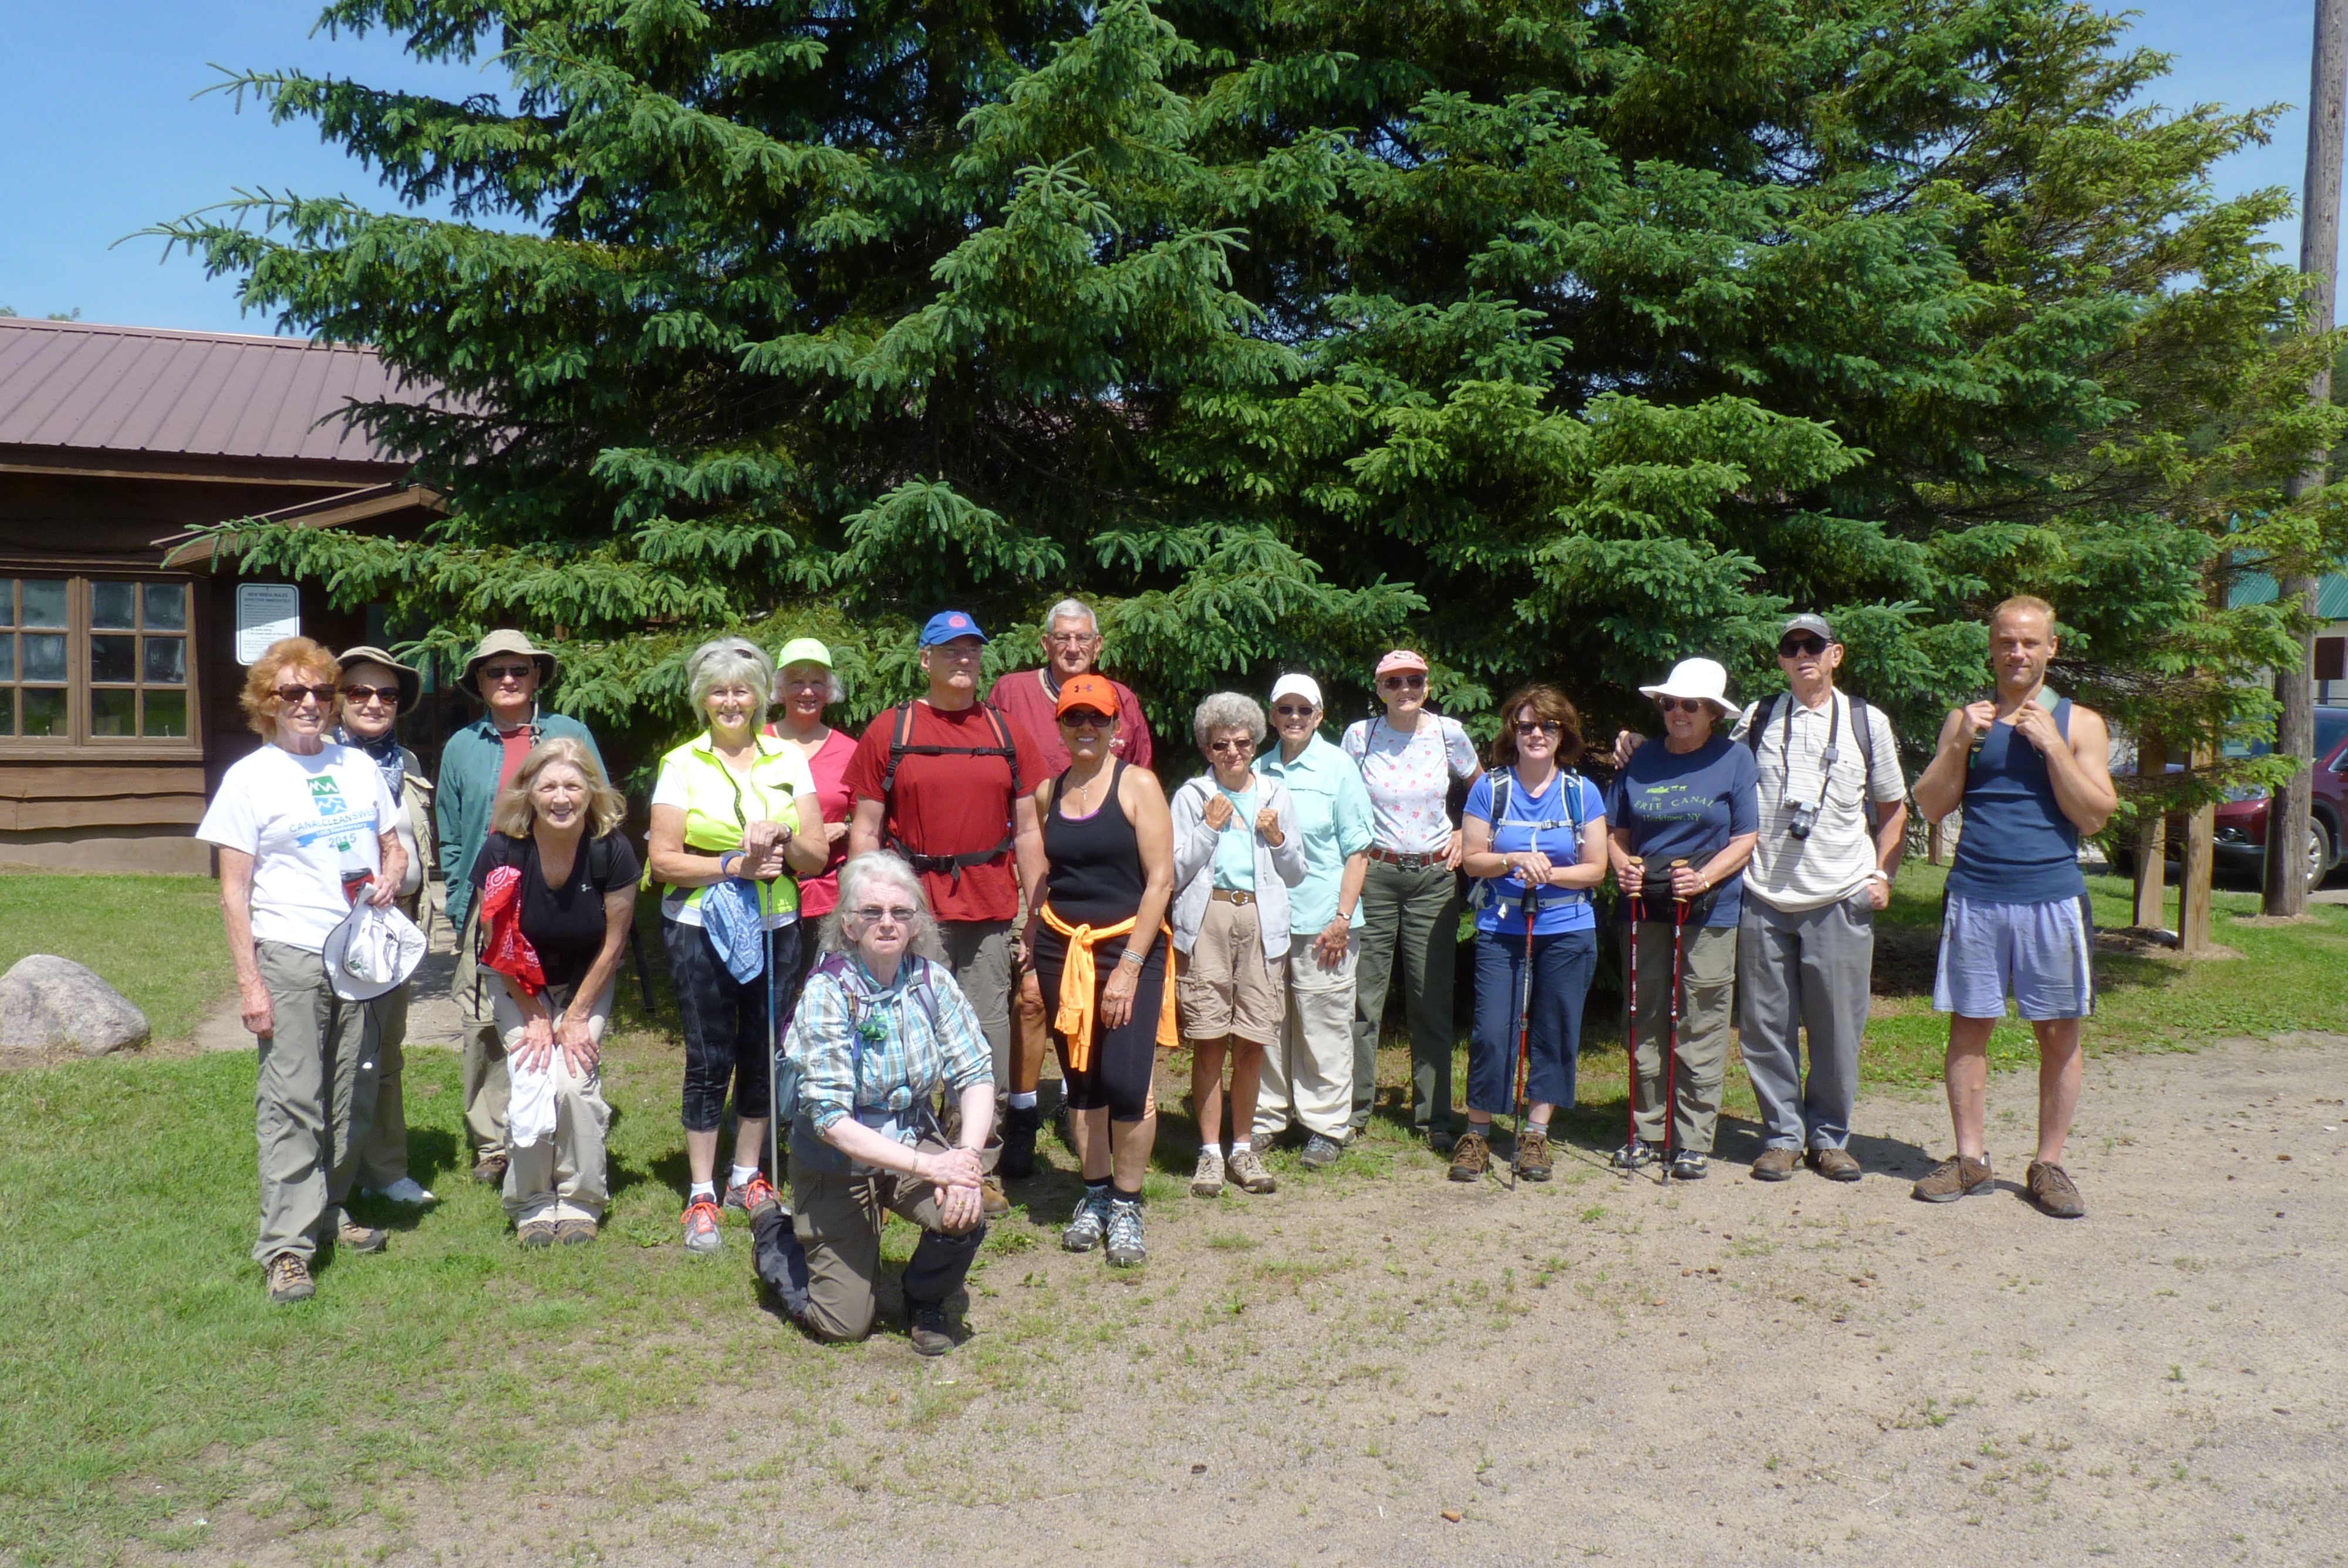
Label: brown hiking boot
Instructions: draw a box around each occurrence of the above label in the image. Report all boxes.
[2025,1161,2086,1219]
[1750,1146,1801,1182]
[1227,1147,1277,1194]
[1512,1127,1553,1182]
[1448,1128,1492,1182]
[265,1251,315,1305]
[1911,1155,1993,1203]
[1806,1147,1862,1183]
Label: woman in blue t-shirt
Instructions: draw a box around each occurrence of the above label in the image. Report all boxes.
[1605,658,1760,1180]
[1456,685,1610,1182]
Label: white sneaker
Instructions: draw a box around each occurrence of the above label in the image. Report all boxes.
[369,1177,437,1206]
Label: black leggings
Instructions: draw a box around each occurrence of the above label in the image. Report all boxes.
[1034,927,1166,1123]
[666,917,804,1133]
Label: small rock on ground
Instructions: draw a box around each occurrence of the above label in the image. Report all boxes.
[0,955,149,1055]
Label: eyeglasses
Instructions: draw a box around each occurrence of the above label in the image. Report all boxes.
[1060,710,1114,729]
[1272,705,1317,719]
[1778,636,1830,658]
[1206,739,1253,755]
[1513,721,1562,736]
[1656,697,1711,715]
[481,663,535,683]
[274,684,338,705]
[1381,674,1426,690]
[851,905,919,926]
[340,684,401,705]
[1044,632,1100,647]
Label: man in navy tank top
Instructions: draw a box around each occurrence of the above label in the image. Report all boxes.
[1911,597,2117,1218]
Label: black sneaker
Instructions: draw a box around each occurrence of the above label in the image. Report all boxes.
[907,1300,956,1357]
[999,1103,1041,1181]
[1611,1138,1657,1170]
[1668,1150,1709,1181]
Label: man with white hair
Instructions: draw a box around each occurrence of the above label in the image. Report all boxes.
[986,597,1152,1179]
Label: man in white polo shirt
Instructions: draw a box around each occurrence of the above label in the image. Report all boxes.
[1734,614,1908,1181]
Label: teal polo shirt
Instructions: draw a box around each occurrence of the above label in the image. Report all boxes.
[1257,732,1375,933]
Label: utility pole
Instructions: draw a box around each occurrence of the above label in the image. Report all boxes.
[2269,0,2348,915]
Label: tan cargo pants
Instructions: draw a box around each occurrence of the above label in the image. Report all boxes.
[253,940,380,1263]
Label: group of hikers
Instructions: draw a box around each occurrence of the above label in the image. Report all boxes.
[195,593,2116,1357]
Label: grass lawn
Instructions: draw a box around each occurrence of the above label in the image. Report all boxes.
[0,863,2342,1562]
[0,873,236,1042]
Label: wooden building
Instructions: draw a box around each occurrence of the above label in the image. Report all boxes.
[0,317,436,873]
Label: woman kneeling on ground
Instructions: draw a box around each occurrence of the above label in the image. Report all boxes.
[1021,675,1176,1265]
[763,852,995,1354]
[471,739,637,1245]
[1172,691,1306,1199]
[1455,684,1609,1182]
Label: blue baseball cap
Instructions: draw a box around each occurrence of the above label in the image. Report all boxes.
[919,610,989,647]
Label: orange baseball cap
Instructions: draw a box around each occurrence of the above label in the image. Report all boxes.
[1055,674,1119,718]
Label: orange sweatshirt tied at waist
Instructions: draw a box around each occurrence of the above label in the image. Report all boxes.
[1037,904,1176,1070]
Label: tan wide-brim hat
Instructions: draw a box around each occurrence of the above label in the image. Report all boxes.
[333,644,421,713]
[1637,657,1738,718]
[461,629,558,695]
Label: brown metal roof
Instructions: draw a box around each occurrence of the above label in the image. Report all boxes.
[0,317,434,467]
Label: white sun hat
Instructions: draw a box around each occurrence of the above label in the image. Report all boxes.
[321,895,428,1003]
[1637,657,1737,719]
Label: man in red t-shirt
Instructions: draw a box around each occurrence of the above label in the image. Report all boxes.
[846,613,1048,1155]
[986,597,1153,775]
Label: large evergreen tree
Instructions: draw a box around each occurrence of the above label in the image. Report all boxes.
[161,0,2344,781]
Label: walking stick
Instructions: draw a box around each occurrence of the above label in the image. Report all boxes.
[1622,876,1640,1178]
[1510,881,1537,1191]
[1664,859,1690,1185]
[765,934,780,1187]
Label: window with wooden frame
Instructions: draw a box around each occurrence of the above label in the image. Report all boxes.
[0,575,198,754]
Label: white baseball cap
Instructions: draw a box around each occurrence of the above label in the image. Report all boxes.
[1269,673,1323,709]
[1637,657,1737,718]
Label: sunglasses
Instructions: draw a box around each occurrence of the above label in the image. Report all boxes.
[274,684,339,705]
[1656,697,1711,715]
[481,663,535,683]
[1381,674,1427,690]
[1272,704,1317,719]
[340,684,402,705]
[1206,739,1253,755]
[1513,721,1562,736]
[1778,636,1830,658]
[850,904,920,925]
[1060,709,1114,729]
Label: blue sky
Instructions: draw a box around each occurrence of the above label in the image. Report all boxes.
[0,1,2329,334]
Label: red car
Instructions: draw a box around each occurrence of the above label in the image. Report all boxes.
[2212,707,2348,892]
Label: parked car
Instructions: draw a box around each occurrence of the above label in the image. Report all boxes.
[2111,708,2347,893]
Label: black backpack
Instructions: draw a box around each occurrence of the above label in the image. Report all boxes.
[877,700,1025,880]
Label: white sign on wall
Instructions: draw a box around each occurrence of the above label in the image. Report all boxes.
[234,583,301,665]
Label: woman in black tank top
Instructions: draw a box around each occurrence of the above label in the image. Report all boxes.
[1017,677,1175,1266]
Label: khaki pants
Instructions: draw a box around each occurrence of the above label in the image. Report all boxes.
[354,982,411,1188]
[494,981,612,1224]
[939,920,1014,1090]
[1628,922,1737,1154]
[790,1137,986,1342]
[1256,930,1356,1141]
[454,908,510,1161]
[1177,897,1286,1047]
[253,940,380,1263]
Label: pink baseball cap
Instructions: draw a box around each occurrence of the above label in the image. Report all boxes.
[1374,648,1429,678]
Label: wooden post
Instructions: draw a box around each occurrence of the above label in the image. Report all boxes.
[2180,743,2217,955]
[1928,819,1945,865]
[2133,734,2169,931]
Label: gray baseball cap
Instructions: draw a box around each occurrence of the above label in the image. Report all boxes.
[1780,613,1837,644]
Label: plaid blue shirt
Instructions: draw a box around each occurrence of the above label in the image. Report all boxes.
[784,952,992,1140]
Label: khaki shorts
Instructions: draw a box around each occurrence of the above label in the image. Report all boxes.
[1178,896,1287,1047]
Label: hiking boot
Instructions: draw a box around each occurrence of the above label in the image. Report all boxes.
[1750,1146,1802,1182]
[1227,1148,1277,1194]
[730,1172,781,1222]
[908,1300,956,1357]
[1911,1155,1993,1203]
[980,1175,1011,1218]
[1449,1128,1492,1182]
[681,1195,724,1254]
[1807,1146,1862,1184]
[1426,1127,1460,1155]
[1611,1138,1657,1171]
[265,1251,314,1305]
[517,1216,559,1248]
[1105,1197,1148,1267]
[335,1215,387,1253]
[471,1153,508,1185]
[1062,1189,1110,1253]
[1300,1133,1344,1171]
[1190,1146,1226,1198]
[1513,1127,1554,1182]
[366,1177,436,1207]
[2025,1161,2086,1219]
[999,1103,1041,1181]
[555,1216,598,1246]
[1668,1149,1708,1181]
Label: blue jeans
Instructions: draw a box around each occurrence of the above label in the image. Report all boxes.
[1468,928,1597,1115]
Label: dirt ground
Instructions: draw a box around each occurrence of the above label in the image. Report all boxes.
[176,1032,2346,1568]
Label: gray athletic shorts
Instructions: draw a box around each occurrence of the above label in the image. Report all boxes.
[1932,893,2094,1022]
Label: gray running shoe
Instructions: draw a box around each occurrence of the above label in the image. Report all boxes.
[1300,1133,1344,1170]
[1227,1147,1277,1194]
[1190,1146,1225,1198]
[1062,1189,1110,1252]
[681,1195,724,1255]
[1105,1197,1147,1268]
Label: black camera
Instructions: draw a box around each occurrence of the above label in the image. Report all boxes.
[1784,799,1820,840]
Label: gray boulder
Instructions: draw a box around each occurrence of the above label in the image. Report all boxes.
[0,955,150,1056]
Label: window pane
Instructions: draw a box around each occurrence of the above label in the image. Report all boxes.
[0,580,13,627]
[0,691,11,735]
[90,688,136,736]
[21,633,66,682]
[143,582,187,631]
[142,636,186,685]
[90,634,137,684]
[21,580,66,628]
[143,688,188,738]
[22,688,67,736]
[90,581,137,629]
[0,634,11,681]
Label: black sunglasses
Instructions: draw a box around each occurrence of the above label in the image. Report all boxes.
[1655,697,1711,715]
[1778,635,1830,657]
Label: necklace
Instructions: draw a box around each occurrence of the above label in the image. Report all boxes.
[1063,762,1112,817]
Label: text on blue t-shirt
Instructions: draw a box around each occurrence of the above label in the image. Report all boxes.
[1604,735,1762,928]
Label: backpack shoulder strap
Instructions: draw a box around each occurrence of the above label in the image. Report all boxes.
[1846,692,1876,782]
[588,831,612,886]
[1489,766,1510,830]
[879,703,915,801]
[1746,694,1779,757]
[982,701,1023,797]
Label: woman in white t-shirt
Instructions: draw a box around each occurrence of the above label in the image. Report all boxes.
[197,637,406,1307]
[1339,648,1481,1150]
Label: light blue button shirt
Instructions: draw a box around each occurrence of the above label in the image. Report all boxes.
[1257,733,1376,932]
[1212,783,1259,891]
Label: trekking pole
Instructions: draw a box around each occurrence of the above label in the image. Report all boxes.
[1664,859,1690,1187]
[1509,881,1537,1191]
[765,932,781,1187]
[1622,875,1639,1179]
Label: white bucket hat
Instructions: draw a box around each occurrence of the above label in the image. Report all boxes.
[1637,657,1737,718]
[321,896,428,1002]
